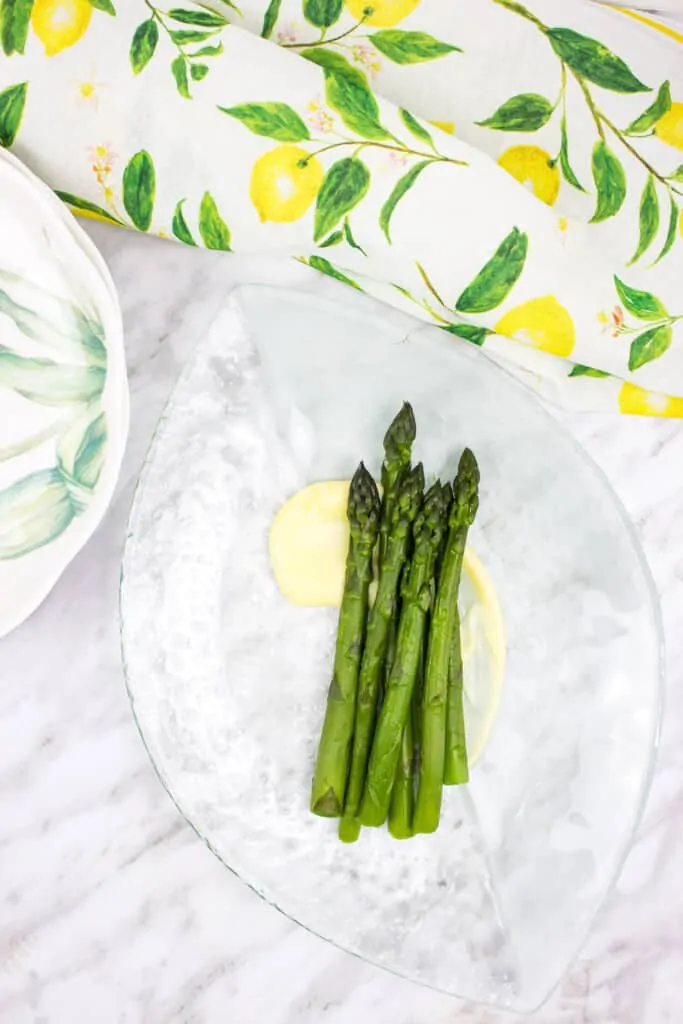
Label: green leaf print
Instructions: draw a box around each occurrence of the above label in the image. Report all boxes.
[379,160,431,243]
[455,227,528,314]
[476,93,553,132]
[191,63,209,81]
[0,347,105,405]
[626,81,671,135]
[399,109,434,150]
[0,469,76,561]
[87,0,116,13]
[198,192,231,250]
[629,176,659,265]
[653,197,678,265]
[369,30,461,65]
[171,55,190,98]
[303,0,342,29]
[314,158,370,242]
[441,323,490,346]
[546,28,649,93]
[192,42,224,56]
[1,0,34,56]
[669,165,683,184]
[319,230,344,248]
[559,114,585,191]
[168,8,228,26]
[172,200,196,245]
[54,191,124,226]
[305,49,389,141]
[629,324,672,371]
[343,219,366,255]
[219,102,310,141]
[58,410,108,489]
[590,140,626,223]
[614,275,668,320]
[568,364,610,378]
[308,256,361,290]
[170,29,214,46]
[0,82,27,147]
[123,150,156,232]
[261,0,281,38]
[130,19,159,74]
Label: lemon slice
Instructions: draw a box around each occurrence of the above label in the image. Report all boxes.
[270,482,506,763]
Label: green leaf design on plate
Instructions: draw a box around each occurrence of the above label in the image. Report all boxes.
[0,469,76,560]
[261,0,281,37]
[379,160,431,243]
[303,0,342,29]
[546,27,649,93]
[198,192,231,250]
[314,157,370,242]
[614,275,668,319]
[343,219,366,255]
[629,324,672,371]
[130,19,158,74]
[58,409,107,489]
[219,102,310,141]
[171,55,190,97]
[626,80,671,135]
[87,0,115,13]
[590,140,626,223]
[0,346,105,405]
[0,81,27,147]
[123,150,155,231]
[559,113,584,191]
[168,8,228,26]
[190,63,209,81]
[308,256,361,290]
[455,227,528,314]
[652,196,678,265]
[399,108,434,150]
[0,277,107,367]
[369,30,460,65]
[1,0,34,56]
[172,200,196,245]
[170,28,214,44]
[440,323,490,346]
[476,93,553,132]
[319,229,343,248]
[305,49,389,141]
[54,191,124,226]
[568,364,610,378]
[629,175,659,264]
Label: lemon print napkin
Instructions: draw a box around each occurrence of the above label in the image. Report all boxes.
[2,0,683,415]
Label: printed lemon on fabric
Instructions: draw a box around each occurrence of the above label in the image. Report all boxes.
[495,296,575,358]
[345,0,421,28]
[654,102,683,150]
[618,381,683,417]
[497,146,560,207]
[31,0,92,56]
[250,146,323,223]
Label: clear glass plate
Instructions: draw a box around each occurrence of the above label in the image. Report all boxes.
[120,286,662,1013]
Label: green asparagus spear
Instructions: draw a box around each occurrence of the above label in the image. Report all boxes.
[359,483,449,828]
[413,449,480,833]
[388,709,415,839]
[341,464,425,828]
[379,402,416,561]
[445,602,468,785]
[310,463,381,817]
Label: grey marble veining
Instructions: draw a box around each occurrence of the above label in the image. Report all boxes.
[1,223,682,1023]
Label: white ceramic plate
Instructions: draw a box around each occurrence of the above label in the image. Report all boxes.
[0,148,128,637]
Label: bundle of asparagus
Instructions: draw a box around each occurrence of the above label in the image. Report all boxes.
[310,403,480,841]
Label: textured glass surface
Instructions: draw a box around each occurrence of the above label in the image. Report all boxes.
[121,287,662,1013]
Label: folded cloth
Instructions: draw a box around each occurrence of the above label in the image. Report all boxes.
[2,0,683,415]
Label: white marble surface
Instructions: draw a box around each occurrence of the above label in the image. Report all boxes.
[1,222,682,1024]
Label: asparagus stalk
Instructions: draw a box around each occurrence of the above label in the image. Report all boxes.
[413,449,480,833]
[359,483,449,828]
[341,464,425,827]
[379,402,416,562]
[445,603,468,784]
[388,708,415,839]
[310,463,381,817]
